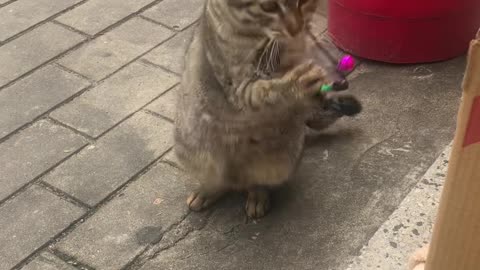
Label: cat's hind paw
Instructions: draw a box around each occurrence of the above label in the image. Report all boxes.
[187,189,222,211]
[245,188,271,218]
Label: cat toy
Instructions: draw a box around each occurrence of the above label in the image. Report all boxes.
[320,54,355,92]
[305,29,356,94]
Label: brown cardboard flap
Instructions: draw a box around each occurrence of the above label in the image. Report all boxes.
[425,33,480,270]
[462,39,480,94]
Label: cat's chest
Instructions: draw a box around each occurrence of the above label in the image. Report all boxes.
[256,39,307,77]
[278,46,305,72]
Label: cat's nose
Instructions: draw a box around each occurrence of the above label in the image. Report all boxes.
[332,79,349,91]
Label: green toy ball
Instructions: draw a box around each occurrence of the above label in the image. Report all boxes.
[320,84,333,92]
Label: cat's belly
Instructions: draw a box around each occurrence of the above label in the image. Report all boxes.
[227,139,305,188]
[174,109,306,188]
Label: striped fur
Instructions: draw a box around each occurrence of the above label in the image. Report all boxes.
[174,0,361,218]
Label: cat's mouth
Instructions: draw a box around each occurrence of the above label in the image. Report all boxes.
[265,28,304,41]
[264,30,283,40]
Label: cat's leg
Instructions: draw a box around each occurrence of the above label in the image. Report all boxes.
[187,184,226,211]
[245,186,271,218]
[238,62,329,108]
[175,143,227,211]
[306,94,362,130]
[185,158,228,211]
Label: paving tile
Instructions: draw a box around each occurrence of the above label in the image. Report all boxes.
[0,120,87,201]
[143,0,204,30]
[51,61,178,137]
[44,112,173,206]
[138,205,248,270]
[59,17,173,81]
[161,150,183,169]
[346,145,451,270]
[138,230,237,270]
[145,86,177,120]
[21,252,75,270]
[142,28,194,74]
[59,18,173,80]
[56,0,154,35]
[0,65,89,139]
[0,0,82,42]
[56,163,189,270]
[0,22,84,87]
[0,186,85,270]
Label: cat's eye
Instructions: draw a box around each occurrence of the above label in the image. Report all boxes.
[260,1,280,13]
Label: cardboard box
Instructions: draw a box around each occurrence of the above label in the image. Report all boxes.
[412,29,480,270]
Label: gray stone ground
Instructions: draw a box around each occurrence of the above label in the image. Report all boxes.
[0,0,466,269]
[346,144,451,270]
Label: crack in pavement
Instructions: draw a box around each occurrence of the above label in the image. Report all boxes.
[124,210,213,270]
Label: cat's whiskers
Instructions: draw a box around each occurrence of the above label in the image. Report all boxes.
[255,38,280,77]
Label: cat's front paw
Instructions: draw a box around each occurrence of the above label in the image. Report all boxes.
[279,61,330,98]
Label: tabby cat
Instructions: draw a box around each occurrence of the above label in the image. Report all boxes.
[174,0,362,218]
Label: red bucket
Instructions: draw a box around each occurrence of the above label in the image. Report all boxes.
[328,0,480,63]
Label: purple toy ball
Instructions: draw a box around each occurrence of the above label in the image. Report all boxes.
[337,55,355,72]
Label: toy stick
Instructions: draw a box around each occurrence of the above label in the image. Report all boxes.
[420,31,480,270]
[305,29,355,94]
[318,55,356,94]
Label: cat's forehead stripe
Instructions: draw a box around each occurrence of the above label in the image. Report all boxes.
[227,0,254,8]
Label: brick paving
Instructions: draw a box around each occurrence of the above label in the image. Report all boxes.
[0,0,202,268]
[0,0,464,269]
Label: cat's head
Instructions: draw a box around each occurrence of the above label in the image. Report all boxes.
[223,0,318,39]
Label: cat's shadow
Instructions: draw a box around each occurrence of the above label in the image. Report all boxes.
[304,126,362,148]
[207,126,363,223]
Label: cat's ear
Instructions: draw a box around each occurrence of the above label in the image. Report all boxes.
[298,0,310,6]
[299,0,318,14]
